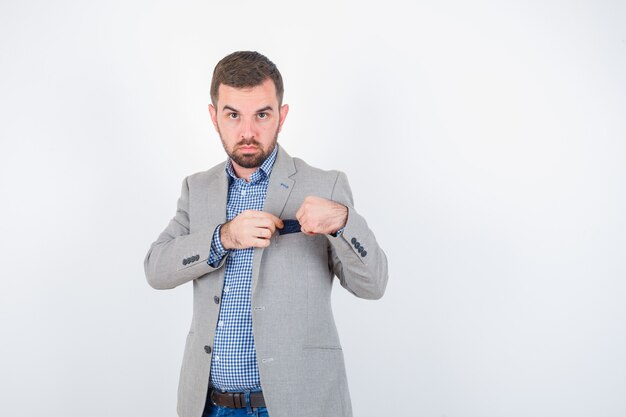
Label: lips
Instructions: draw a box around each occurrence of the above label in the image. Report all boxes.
[238,145,258,152]
[238,145,259,152]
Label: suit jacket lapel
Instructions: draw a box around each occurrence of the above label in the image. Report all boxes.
[252,145,296,294]
[263,145,296,218]
[206,163,229,228]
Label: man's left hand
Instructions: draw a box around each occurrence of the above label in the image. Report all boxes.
[296,196,348,236]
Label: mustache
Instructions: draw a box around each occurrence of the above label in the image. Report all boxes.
[237,139,261,147]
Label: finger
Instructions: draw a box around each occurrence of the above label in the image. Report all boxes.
[241,210,273,221]
[295,203,305,221]
[273,215,284,229]
[300,225,316,236]
[255,217,277,233]
[298,214,308,231]
[263,212,284,229]
[251,211,281,224]
[259,212,284,231]
[254,227,272,240]
[252,237,271,248]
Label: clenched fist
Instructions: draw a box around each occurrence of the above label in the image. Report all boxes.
[220,210,284,250]
[296,196,348,236]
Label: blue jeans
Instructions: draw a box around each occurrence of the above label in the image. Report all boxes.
[202,404,269,417]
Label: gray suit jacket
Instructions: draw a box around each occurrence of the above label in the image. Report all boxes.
[144,145,388,417]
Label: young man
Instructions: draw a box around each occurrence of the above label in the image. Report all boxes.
[144,51,388,417]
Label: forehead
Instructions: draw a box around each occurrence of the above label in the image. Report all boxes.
[217,78,278,110]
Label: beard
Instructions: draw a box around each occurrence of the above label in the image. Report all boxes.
[219,127,279,169]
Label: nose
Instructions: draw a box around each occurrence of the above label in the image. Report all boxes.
[240,116,256,140]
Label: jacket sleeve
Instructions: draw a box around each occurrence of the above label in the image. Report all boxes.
[144,176,227,290]
[327,171,389,300]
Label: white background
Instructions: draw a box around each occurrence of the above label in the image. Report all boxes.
[1,1,625,416]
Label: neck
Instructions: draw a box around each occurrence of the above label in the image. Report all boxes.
[231,162,256,182]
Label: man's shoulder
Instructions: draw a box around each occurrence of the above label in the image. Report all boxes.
[184,161,226,185]
[291,156,343,182]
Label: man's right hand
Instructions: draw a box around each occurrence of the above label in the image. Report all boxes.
[220,210,284,250]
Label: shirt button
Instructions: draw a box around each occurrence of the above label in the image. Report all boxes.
[214,296,220,304]
[218,320,224,327]
[241,189,247,196]
[204,345,212,354]
[224,287,230,293]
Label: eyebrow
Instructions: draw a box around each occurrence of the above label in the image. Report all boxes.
[221,105,274,113]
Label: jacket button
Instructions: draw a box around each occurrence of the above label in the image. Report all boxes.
[182,259,188,265]
[351,237,357,245]
[214,296,220,304]
[195,254,200,261]
[357,246,363,253]
[361,250,367,257]
[204,345,212,354]
[355,242,361,249]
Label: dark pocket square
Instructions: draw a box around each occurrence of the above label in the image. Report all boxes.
[279,219,301,235]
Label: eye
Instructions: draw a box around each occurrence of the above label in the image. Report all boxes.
[228,112,239,119]
[257,112,267,119]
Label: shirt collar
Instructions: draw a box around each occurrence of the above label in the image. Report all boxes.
[225,144,278,184]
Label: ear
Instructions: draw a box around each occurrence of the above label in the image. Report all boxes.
[278,104,289,132]
[208,104,219,132]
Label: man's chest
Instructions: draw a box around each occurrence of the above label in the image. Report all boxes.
[226,180,268,220]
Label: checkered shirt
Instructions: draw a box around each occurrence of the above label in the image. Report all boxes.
[206,145,278,392]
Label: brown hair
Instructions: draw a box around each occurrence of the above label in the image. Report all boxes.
[210,51,284,106]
